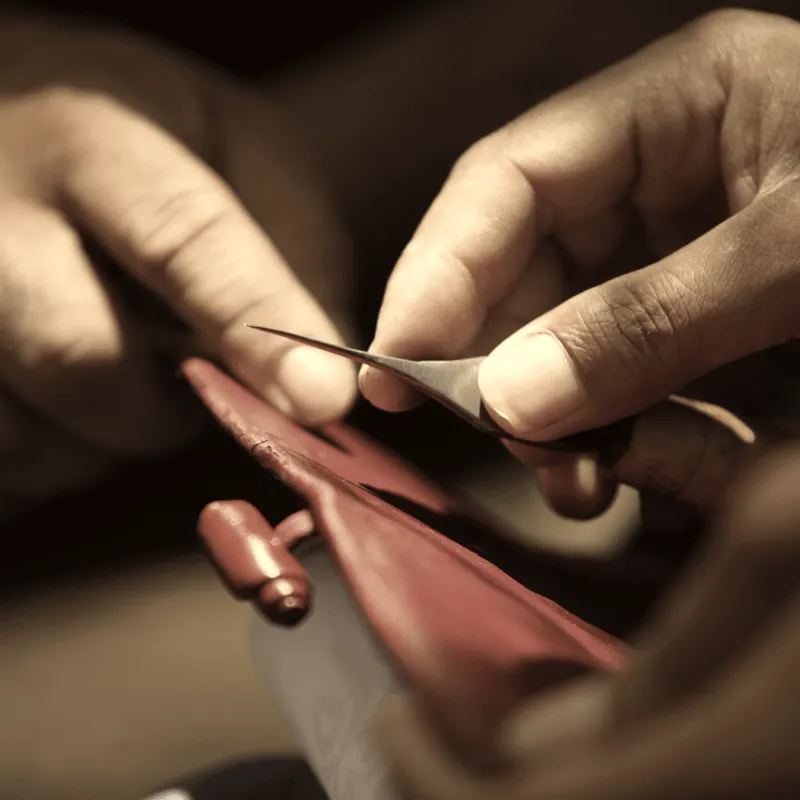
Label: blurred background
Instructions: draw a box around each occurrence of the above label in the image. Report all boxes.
[1,1,799,798]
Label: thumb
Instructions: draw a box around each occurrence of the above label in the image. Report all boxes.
[478,198,800,440]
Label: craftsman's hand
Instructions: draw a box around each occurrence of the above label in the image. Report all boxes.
[362,9,800,516]
[0,17,356,520]
[377,442,800,799]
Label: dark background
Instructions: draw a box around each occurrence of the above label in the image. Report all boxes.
[14,1,424,77]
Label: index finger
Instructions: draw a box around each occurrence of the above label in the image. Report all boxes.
[362,12,730,411]
[54,92,356,425]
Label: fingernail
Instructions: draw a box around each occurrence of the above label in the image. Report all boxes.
[357,363,373,391]
[357,340,378,397]
[358,347,420,412]
[267,345,357,426]
[478,332,587,436]
[500,676,613,762]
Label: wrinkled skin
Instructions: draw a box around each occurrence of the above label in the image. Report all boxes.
[364,9,800,517]
[0,17,358,521]
[370,10,800,799]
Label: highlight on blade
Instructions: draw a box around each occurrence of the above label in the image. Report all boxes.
[244,324,613,455]
[244,325,477,410]
[244,325,385,369]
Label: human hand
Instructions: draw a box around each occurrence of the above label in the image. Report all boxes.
[377,441,800,799]
[361,9,800,517]
[0,16,356,519]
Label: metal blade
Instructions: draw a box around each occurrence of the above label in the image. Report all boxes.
[245,325,628,455]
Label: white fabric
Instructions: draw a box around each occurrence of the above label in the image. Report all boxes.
[250,541,400,800]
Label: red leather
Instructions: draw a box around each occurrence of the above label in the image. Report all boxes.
[198,501,314,624]
[183,357,626,767]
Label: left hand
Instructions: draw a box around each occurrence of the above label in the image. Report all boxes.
[0,15,358,522]
[376,441,800,799]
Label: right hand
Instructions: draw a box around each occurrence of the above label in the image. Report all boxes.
[362,8,800,518]
[0,16,357,521]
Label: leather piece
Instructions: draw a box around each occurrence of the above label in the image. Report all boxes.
[182,358,626,767]
[183,359,453,514]
[198,501,314,624]
[198,500,289,597]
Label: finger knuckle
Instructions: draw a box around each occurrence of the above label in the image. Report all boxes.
[684,8,767,44]
[751,189,800,252]
[723,191,800,336]
[25,85,89,117]
[580,275,694,378]
[26,85,119,133]
[683,8,800,71]
[450,133,503,178]
[15,86,133,178]
[122,184,233,279]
